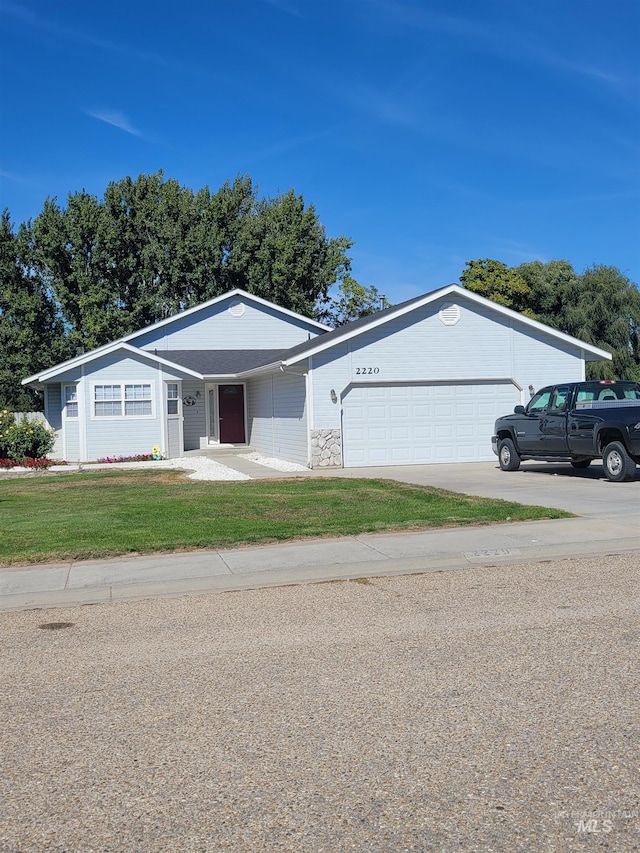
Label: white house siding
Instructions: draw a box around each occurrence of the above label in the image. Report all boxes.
[181,379,207,450]
[247,371,308,466]
[167,416,182,458]
[63,414,80,462]
[45,384,66,460]
[133,298,321,351]
[511,325,584,389]
[81,354,165,461]
[309,296,588,467]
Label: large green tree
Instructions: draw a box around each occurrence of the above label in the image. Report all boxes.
[460,258,640,380]
[30,172,355,351]
[0,212,71,409]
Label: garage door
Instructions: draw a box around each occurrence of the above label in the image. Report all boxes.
[342,382,520,467]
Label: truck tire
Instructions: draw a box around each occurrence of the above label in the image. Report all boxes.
[602,441,637,482]
[498,438,521,472]
[570,459,591,469]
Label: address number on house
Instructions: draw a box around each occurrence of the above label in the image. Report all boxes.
[355,367,380,375]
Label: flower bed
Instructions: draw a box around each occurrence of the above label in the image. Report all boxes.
[0,457,59,470]
[96,454,156,464]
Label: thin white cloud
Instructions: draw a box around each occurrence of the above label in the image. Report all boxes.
[364,0,633,92]
[85,109,142,138]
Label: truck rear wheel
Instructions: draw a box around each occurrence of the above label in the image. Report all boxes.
[498,438,521,472]
[602,441,637,482]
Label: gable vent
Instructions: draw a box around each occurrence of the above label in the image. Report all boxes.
[439,303,460,325]
[228,301,245,318]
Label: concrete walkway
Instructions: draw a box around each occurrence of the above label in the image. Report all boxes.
[1,459,638,611]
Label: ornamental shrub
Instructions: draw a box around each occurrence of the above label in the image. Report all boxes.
[0,416,56,463]
[0,409,13,434]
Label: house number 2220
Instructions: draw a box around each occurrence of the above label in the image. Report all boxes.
[355,367,380,375]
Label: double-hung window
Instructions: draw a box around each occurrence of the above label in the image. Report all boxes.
[125,384,152,416]
[167,383,179,416]
[64,385,78,418]
[94,383,152,417]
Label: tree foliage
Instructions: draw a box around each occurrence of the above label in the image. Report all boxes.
[27,171,355,354]
[0,172,365,407]
[0,212,71,409]
[460,259,532,316]
[321,276,390,326]
[460,258,640,381]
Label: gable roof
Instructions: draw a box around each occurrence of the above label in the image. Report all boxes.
[23,343,207,388]
[24,284,612,388]
[272,283,612,367]
[124,288,330,344]
[23,288,329,386]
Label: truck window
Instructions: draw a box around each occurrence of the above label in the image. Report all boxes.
[598,389,618,401]
[527,389,552,414]
[576,389,595,404]
[550,387,569,411]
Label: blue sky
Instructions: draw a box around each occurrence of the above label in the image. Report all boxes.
[1,0,639,305]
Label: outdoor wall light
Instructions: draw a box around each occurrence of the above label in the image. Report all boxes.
[330,389,337,403]
[528,385,535,397]
[196,390,201,398]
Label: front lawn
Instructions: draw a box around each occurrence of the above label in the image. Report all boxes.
[0,470,571,564]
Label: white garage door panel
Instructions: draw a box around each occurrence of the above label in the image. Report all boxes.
[343,382,519,467]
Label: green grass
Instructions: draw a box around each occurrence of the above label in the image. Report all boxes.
[0,470,571,565]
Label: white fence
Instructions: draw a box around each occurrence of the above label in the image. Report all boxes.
[12,412,49,425]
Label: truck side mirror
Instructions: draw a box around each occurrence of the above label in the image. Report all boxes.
[514,405,525,414]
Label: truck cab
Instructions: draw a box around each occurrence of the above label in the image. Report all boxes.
[492,381,640,482]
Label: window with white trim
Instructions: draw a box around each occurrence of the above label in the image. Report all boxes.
[64,385,78,418]
[125,384,152,416]
[93,383,152,417]
[167,383,179,416]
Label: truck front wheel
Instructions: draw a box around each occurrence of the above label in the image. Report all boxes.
[498,438,521,472]
[602,441,637,482]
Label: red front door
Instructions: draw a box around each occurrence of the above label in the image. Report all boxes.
[218,384,246,443]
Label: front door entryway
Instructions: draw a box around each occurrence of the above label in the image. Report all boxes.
[218,384,246,443]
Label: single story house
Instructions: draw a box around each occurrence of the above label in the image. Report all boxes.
[23,284,611,468]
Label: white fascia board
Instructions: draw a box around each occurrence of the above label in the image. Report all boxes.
[235,361,286,378]
[23,343,204,385]
[282,284,612,365]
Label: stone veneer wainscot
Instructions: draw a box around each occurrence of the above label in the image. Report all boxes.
[311,429,342,468]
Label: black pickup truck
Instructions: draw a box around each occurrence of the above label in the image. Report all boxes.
[492,380,640,482]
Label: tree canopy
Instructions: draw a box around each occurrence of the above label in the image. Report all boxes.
[460,258,640,381]
[29,172,355,352]
[0,212,71,410]
[1,172,364,408]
